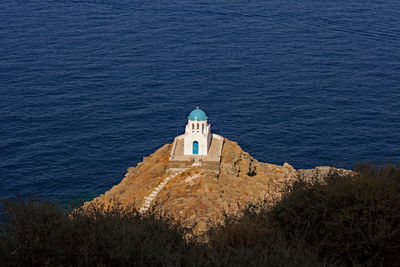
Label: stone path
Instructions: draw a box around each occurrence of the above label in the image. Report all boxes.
[139,169,186,214]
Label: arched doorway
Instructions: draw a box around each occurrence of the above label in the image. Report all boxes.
[192,141,199,154]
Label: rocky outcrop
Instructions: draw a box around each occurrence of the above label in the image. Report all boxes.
[297,166,353,181]
[85,138,348,233]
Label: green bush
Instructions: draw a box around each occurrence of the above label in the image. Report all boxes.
[1,162,399,266]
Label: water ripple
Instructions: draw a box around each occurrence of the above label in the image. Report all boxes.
[0,0,399,202]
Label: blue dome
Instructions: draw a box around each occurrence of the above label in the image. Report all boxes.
[188,107,208,121]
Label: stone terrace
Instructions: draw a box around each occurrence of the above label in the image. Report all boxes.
[169,134,224,166]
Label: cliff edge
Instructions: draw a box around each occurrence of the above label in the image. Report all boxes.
[85,138,349,232]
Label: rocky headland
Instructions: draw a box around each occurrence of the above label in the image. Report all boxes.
[85,138,350,232]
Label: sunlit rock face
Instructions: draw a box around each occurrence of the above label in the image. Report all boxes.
[85,138,348,233]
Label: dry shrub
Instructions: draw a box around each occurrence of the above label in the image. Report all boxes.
[0,199,194,266]
[1,161,399,266]
[204,162,400,266]
[203,201,322,266]
[272,162,400,265]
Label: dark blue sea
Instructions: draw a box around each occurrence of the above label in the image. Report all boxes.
[1,0,399,202]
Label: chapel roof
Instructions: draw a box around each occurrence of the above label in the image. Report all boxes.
[188,107,207,121]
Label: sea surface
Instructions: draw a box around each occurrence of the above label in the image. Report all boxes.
[1,0,399,202]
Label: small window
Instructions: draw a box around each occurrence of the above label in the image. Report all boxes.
[202,124,204,133]
[192,123,194,129]
[197,123,199,130]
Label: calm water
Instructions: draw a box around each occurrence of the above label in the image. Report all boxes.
[1,0,399,202]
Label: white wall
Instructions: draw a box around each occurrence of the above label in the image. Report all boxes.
[184,119,211,156]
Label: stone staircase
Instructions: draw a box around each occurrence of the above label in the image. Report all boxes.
[139,168,186,214]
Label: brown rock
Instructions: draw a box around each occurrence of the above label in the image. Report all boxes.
[84,138,350,233]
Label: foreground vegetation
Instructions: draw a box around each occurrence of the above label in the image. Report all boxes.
[1,162,399,266]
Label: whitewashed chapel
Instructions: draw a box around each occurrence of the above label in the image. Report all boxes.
[169,107,224,168]
[184,107,212,156]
